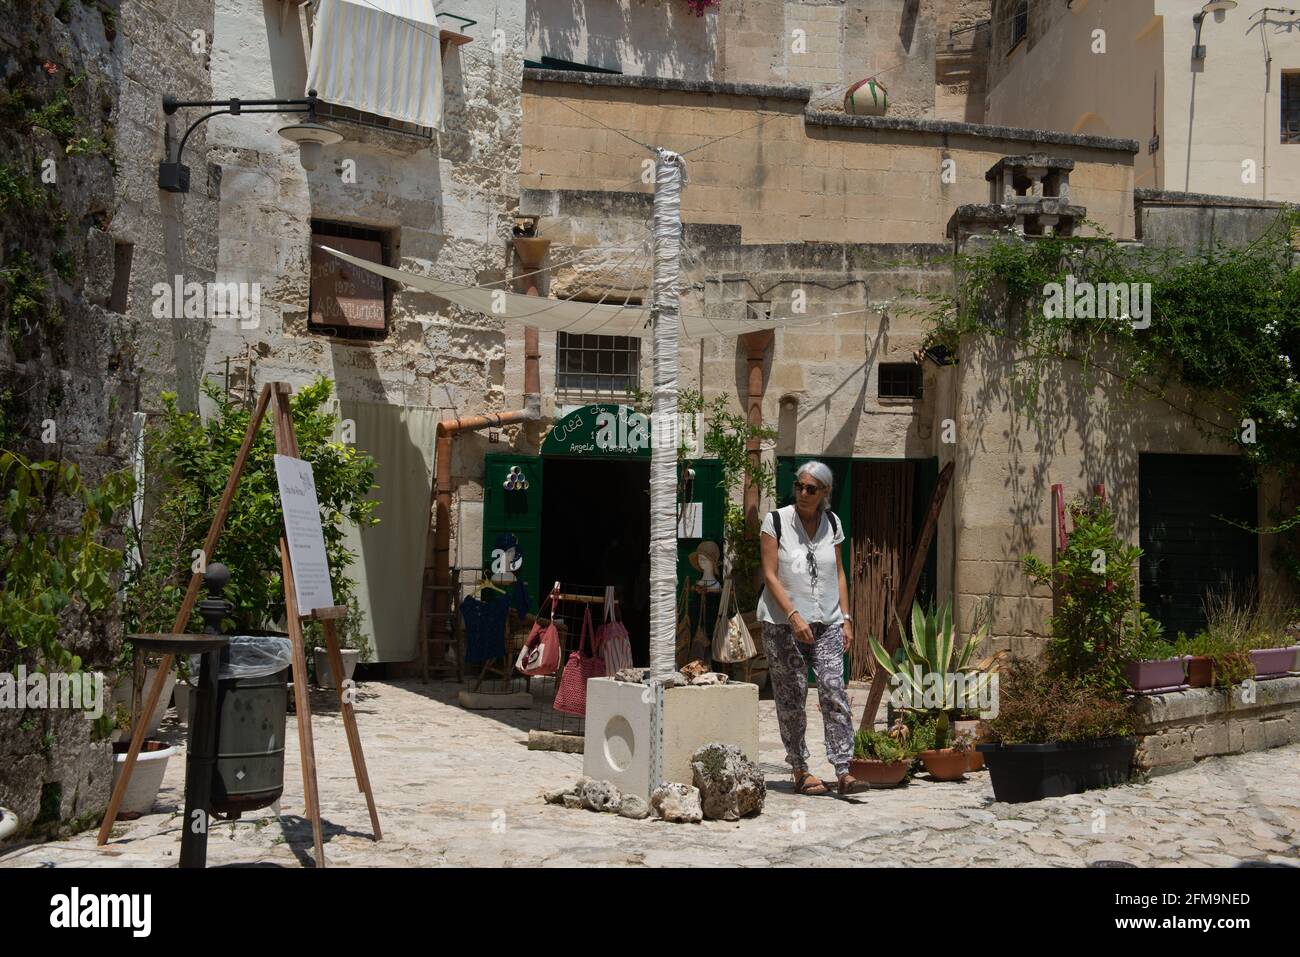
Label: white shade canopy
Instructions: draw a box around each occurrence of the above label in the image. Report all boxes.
[317,244,828,339]
[306,0,443,131]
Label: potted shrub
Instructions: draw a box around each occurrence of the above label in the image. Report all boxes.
[1246,634,1300,679]
[849,727,913,788]
[1124,629,1186,694]
[912,712,969,782]
[976,658,1137,803]
[308,597,371,689]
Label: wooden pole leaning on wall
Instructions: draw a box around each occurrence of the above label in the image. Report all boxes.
[857,461,955,731]
[99,382,381,867]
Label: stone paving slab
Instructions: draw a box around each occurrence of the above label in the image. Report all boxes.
[1,679,1297,868]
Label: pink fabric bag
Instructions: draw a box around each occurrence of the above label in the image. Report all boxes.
[595,585,634,674]
[516,582,562,677]
[553,604,606,716]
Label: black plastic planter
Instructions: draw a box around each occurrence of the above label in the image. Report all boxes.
[976,738,1137,804]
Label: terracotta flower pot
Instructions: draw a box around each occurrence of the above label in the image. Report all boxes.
[1184,655,1213,688]
[966,750,985,772]
[847,757,911,788]
[919,748,967,781]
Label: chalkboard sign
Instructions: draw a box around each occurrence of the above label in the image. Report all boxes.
[274,454,336,615]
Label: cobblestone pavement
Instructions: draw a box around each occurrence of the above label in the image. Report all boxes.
[2,679,1298,867]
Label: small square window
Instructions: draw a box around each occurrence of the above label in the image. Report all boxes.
[309,220,392,341]
[556,331,640,394]
[878,362,922,399]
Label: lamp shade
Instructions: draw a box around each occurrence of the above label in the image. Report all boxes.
[279,122,343,171]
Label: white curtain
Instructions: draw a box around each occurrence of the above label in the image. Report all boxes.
[306,0,444,131]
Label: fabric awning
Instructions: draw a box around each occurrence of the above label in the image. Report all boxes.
[306,0,443,131]
[317,244,829,339]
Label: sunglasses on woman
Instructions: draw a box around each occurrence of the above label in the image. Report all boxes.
[794,481,823,495]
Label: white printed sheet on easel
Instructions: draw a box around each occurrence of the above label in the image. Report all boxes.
[274,454,336,614]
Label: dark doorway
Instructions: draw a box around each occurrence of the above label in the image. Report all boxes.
[1139,453,1258,637]
[541,458,651,663]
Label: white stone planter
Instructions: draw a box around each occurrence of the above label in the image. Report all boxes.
[583,677,760,802]
[111,667,177,742]
[0,806,17,842]
[110,741,176,817]
[313,647,359,689]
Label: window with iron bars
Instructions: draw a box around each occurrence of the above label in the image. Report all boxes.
[315,100,435,139]
[1283,72,1300,145]
[556,332,641,395]
[878,362,923,399]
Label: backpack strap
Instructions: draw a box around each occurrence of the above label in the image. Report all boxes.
[770,509,782,546]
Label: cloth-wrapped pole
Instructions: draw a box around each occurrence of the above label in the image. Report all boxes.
[649,148,685,680]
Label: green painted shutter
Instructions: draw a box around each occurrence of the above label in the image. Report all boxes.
[677,458,726,646]
[482,453,544,611]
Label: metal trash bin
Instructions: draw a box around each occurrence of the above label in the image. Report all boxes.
[189,636,292,816]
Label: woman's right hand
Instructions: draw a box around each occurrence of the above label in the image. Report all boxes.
[790,611,815,645]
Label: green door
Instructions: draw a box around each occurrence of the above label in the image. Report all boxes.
[482,453,543,610]
[678,457,727,649]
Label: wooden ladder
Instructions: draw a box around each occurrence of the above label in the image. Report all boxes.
[420,567,463,683]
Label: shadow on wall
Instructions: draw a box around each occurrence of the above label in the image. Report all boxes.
[526,0,716,78]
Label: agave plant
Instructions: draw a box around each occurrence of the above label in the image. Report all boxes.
[868,599,994,719]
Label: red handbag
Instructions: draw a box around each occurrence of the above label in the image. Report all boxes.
[553,603,606,716]
[516,582,562,677]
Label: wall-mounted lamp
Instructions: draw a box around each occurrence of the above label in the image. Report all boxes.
[158,89,343,193]
[1192,0,1237,59]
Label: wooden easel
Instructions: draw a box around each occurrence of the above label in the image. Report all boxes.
[97,382,381,867]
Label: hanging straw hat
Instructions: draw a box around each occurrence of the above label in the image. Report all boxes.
[688,540,721,574]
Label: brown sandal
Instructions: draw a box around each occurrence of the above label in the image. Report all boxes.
[795,770,828,795]
[838,773,870,795]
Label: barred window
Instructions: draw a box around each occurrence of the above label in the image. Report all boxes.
[1010,1,1028,49]
[878,362,923,399]
[556,333,641,394]
[1284,73,1300,145]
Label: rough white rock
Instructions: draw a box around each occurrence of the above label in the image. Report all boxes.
[650,783,703,823]
[690,742,765,820]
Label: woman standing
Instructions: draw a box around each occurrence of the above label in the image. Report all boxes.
[757,461,865,795]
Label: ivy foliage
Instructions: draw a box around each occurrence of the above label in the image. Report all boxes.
[122,379,379,645]
[0,451,135,673]
[921,210,1300,472]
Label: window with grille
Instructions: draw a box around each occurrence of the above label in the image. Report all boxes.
[315,100,435,139]
[309,220,393,341]
[878,362,923,399]
[556,333,641,394]
[1010,1,1028,49]
[1284,73,1300,145]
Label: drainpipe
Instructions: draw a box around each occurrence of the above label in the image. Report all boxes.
[430,235,548,630]
[742,330,774,587]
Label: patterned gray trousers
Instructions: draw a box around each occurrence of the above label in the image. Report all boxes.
[761,620,853,778]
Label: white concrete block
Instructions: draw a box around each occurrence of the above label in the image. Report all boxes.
[583,678,761,801]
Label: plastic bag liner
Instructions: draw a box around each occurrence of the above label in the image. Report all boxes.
[187,636,293,682]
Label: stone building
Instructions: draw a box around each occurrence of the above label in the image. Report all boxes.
[983,0,1300,201]
[499,0,1292,670]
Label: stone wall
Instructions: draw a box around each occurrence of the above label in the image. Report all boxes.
[521,69,1137,246]
[1132,677,1300,776]
[0,0,148,837]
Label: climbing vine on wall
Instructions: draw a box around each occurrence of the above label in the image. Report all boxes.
[918,210,1300,475]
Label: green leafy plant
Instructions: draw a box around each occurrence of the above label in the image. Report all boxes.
[1021,496,1148,695]
[0,451,134,674]
[122,379,379,650]
[678,389,777,610]
[868,598,993,714]
[852,728,908,763]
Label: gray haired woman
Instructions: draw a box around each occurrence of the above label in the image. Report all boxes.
[756,461,865,795]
